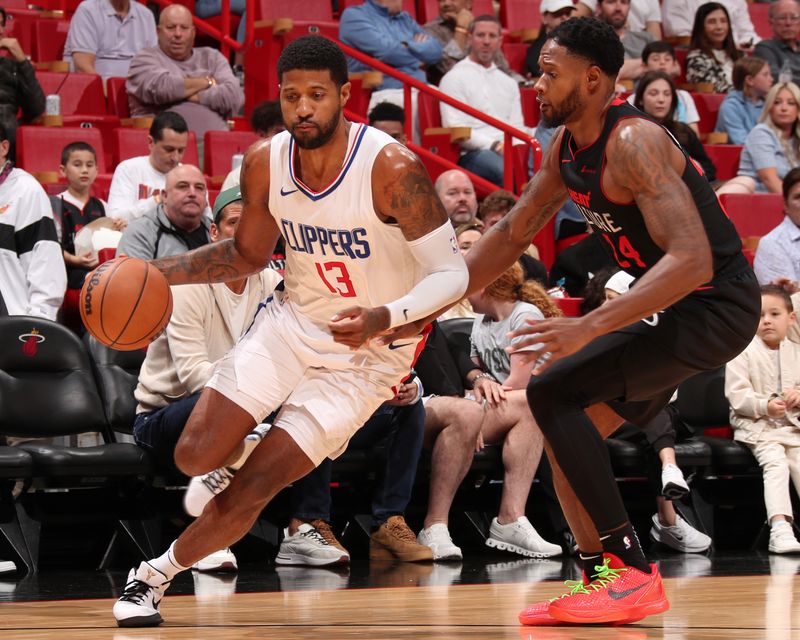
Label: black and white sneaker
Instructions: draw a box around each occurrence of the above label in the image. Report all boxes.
[113,563,171,627]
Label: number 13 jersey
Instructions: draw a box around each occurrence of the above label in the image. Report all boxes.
[558,99,748,285]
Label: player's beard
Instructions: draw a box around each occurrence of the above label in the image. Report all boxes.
[541,84,582,128]
[291,108,341,150]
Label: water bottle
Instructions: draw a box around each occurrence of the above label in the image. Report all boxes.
[779,59,793,84]
[45,94,60,116]
[231,153,244,171]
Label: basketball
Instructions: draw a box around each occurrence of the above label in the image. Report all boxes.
[80,257,173,351]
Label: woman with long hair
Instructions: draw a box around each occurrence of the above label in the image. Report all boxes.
[718,82,800,194]
[685,2,741,93]
[633,70,717,181]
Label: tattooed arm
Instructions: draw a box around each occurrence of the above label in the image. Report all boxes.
[152,140,281,285]
[583,118,713,336]
[329,144,468,347]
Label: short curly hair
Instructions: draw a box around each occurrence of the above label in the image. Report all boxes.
[277,36,349,88]
[546,17,624,78]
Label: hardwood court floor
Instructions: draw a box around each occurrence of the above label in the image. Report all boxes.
[0,554,798,640]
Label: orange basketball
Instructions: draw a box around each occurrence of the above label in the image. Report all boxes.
[80,257,173,351]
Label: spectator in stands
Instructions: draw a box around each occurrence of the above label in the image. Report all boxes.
[630,41,701,135]
[368,101,407,144]
[685,3,742,93]
[549,232,615,297]
[425,0,521,85]
[117,164,211,259]
[719,82,800,194]
[725,284,800,554]
[439,16,528,186]
[340,0,442,120]
[754,0,800,86]
[754,168,800,284]
[0,7,45,159]
[0,123,65,320]
[107,111,189,222]
[63,0,157,79]
[575,0,662,39]
[525,0,576,79]
[220,100,285,190]
[126,4,244,141]
[134,186,282,570]
[281,380,432,566]
[595,0,655,81]
[416,263,562,561]
[633,70,717,181]
[434,169,479,226]
[663,0,760,49]
[716,57,774,144]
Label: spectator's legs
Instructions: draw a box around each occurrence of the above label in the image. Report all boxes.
[291,459,333,525]
[750,440,795,524]
[457,149,504,187]
[133,393,202,472]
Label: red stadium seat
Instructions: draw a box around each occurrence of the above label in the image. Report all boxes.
[555,297,583,317]
[718,193,785,238]
[703,144,742,181]
[258,0,334,21]
[5,9,41,60]
[106,77,131,118]
[499,0,541,31]
[501,41,528,75]
[35,71,107,116]
[113,128,199,167]
[32,18,69,63]
[520,86,540,128]
[16,126,107,174]
[204,130,259,177]
[749,3,771,40]
[692,92,726,136]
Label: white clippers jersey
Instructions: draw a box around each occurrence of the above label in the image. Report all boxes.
[267,123,424,366]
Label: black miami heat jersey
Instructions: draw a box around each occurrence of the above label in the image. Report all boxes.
[558,99,748,283]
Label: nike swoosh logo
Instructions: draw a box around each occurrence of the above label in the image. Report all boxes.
[402,308,409,320]
[608,583,647,600]
[280,186,299,196]
[388,342,413,350]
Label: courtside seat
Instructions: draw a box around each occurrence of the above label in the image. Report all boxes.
[0,447,33,480]
[0,446,35,573]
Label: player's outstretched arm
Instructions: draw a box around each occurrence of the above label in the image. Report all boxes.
[584,119,714,335]
[152,141,281,286]
[329,145,468,347]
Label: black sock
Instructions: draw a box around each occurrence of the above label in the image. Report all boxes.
[577,551,604,580]
[599,523,651,574]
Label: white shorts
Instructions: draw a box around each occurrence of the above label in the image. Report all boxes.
[206,294,401,465]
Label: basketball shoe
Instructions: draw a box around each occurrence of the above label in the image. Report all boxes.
[547,554,669,624]
[518,576,591,626]
[191,547,238,572]
[113,562,171,627]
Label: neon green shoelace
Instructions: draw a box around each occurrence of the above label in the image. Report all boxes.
[549,558,628,601]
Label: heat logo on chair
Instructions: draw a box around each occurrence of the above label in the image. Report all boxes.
[18,328,45,357]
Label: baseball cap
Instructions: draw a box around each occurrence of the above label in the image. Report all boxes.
[604,271,636,295]
[540,0,576,14]
[212,186,242,223]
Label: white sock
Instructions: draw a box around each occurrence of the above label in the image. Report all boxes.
[147,541,190,581]
[771,520,791,531]
[228,434,262,470]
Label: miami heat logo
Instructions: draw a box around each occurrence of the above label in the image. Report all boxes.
[18,328,46,357]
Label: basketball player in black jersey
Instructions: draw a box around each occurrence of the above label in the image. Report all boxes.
[383,17,760,626]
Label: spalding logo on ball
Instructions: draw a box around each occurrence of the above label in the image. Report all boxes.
[80,257,173,351]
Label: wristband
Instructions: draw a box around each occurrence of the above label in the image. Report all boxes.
[472,372,496,386]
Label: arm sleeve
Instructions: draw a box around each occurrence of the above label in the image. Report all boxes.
[107,164,158,221]
[725,350,771,419]
[339,9,422,68]
[126,49,186,105]
[15,182,66,319]
[384,221,468,328]
[197,51,245,117]
[165,286,217,392]
[116,219,156,260]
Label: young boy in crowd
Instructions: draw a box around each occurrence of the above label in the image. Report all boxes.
[726,285,800,554]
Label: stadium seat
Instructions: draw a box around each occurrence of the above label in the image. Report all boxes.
[32,18,69,63]
[749,3,771,40]
[703,144,742,182]
[501,41,528,75]
[691,92,726,136]
[555,297,582,317]
[718,193,785,238]
[204,130,259,178]
[520,86,540,128]
[0,446,35,573]
[16,126,107,175]
[34,71,107,116]
[113,127,200,167]
[499,0,541,32]
[105,77,131,118]
[5,9,41,61]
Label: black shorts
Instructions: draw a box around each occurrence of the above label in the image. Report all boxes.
[535,269,760,425]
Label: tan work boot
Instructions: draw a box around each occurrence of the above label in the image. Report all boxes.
[308,519,349,556]
[370,515,434,562]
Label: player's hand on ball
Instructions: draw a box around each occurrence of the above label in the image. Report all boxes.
[329,306,391,348]
[506,316,596,375]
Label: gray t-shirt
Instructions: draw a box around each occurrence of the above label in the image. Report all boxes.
[470,301,544,384]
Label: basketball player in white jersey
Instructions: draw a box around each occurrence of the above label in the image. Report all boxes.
[112,36,468,627]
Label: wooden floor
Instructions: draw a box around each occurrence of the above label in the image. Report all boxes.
[0,572,798,639]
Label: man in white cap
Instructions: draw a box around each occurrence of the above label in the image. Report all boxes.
[525,0,576,78]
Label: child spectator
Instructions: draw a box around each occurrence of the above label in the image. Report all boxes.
[725,285,800,553]
[716,57,774,144]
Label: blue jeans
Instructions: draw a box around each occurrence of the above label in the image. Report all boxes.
[292,401,426,527]
[194,0,247,43]
[133,393,201,472]
[458,149,504,186]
